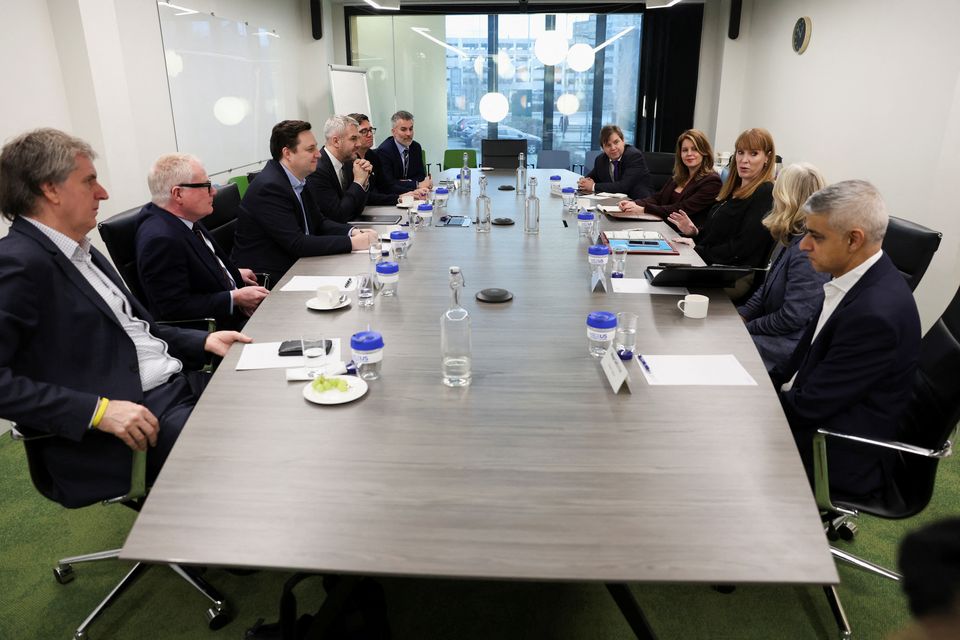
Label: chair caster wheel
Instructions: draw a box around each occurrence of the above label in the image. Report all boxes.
[207,605,232,630]
[711,584,736,594]
[826,528,840,542]
[54,564,75,584]
[838,522,858,541]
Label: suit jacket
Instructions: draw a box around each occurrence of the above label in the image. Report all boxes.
[694,181,775,268]
[376,138,426,194]
[737,236,830,372]
[772,253,921,499]
[585,144,653,201]
[362,149,401,206]
[231,159,353,286]
[135,202,247,330]
[305,148,368,224]
[638,172,723,229]
[0,217,207,507]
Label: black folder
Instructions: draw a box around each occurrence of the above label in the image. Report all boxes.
[644,265,753,288]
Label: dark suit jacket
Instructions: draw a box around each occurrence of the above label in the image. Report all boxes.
[376,138,426,194]
[638,172,723,229]
[362,149,400,206]
[231,159,353,286]
[695,181,775,268]
[585,145,653,200]
[0,217,207,507]
[135,202,247,330]
[305,148,368,224]
[772,253,921,499]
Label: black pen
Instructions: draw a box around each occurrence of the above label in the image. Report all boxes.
[562,219,568,227]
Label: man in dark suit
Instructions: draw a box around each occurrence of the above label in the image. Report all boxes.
[772,180,921,501]
[349,112,425,206]
[578,124,653,200]
[375,110,433,195]
[0,128,250,507]
[304,115,373,223]
[231,120,378,286]
[136,153,269,329]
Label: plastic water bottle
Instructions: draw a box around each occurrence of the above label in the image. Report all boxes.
[516,152,527,195]
[475,175,491,233]
[524,176,540,235]
[441,266,471,387]
[461,152,471,194]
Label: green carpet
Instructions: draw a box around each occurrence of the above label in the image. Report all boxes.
[1,436,957,639]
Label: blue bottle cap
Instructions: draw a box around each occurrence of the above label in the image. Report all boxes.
[577,211,595,220]
[561,186,576,193]
[588,244,610,256]
[389,230,409,240]
[376,261,399,274]
[586,311,617,330]
[350,330,384,351]
[456,173,462,179]
[550,175,562,181]
[417,203,433,211]
[435,187,449,195]
[617,349,634,361]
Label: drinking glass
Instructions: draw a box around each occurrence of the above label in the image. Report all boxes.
[355,272,374,307]
[615,312,639,357]
[301,336,326,378]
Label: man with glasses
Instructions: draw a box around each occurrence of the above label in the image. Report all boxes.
[376,110,432,195]
[135,153,269,330]
[349,113,425,206]
[304,115,374,223]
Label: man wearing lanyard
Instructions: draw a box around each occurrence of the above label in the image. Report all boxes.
[375,110,433,195]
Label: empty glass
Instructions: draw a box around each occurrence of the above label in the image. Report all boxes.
[615,312,639,358]
[301,336,326,378]
[355,272,374,307]
[611,246,627,278]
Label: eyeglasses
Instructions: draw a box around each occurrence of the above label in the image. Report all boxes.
[176,182,213,194]
[359,127,377,136]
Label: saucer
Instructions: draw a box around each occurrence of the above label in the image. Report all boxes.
[302,375,368,405]
[306,295,350,311]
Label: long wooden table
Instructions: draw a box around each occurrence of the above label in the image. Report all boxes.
[122,169,836,611]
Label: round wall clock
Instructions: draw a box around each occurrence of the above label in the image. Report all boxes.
[793,16,812,54]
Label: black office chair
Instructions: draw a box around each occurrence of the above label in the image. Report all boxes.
[203,182,241,257]
[537,149,571,170]
[813,280,960,638]
[10,426,231,639]
[881,215,942,291]
[573,149,603,175]
[480,138,528,169]
[246,170,261,185]
[642,151,674,192]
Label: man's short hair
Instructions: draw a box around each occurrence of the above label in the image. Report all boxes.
[0,128,96,221]
[348,113,369,125]
[802,179,888,244]
[599,124,624,146]
[391,110,414,125]
[323,115,359,142]
[269,120,312,161]
[148,153,200,207]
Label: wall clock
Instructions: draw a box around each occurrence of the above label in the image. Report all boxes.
[793,16,812,54]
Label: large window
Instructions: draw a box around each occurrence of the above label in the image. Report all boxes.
[349,10,643,168]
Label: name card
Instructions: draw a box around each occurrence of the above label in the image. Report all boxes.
[600,348,633,394]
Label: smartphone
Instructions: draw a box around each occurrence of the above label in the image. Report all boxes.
[627,240,662,246]
[441,215,469,227]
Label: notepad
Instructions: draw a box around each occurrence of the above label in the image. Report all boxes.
[637,355,757,386]
[605,229,664,240]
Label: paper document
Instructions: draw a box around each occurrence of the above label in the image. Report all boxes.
[598,206,660,220]
[280,276,357,292]
[611,278,687,296]
[236,340,343,370]
[595,192,628,199]
[605,229,664,240]
[637,354,757,386]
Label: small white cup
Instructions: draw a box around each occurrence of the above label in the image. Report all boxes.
[577,197,591,210]
[399,194,414,208]
[677,294,709,319]
[314,285,341,309]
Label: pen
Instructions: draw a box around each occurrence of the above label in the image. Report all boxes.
[637,354,652,373]
[344,277,352,289]
[562,219,568,227]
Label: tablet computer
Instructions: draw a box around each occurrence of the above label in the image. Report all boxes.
[348,214,402,225]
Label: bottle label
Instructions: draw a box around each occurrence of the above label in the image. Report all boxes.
[587,328,614,341]
[377,273,399,283]
[588,255,609,266]
[352,349,383,364]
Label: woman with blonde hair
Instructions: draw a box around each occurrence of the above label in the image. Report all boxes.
[737,162,830,372]
[669,128,776,269]
[617,129,722,228]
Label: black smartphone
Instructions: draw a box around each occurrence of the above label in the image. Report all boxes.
[627,239,661,246]
[278,339,332,357]
[441,215,468,227]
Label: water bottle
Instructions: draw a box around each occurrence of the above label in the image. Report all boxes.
[524,176,540,235]
[516,152,527,195]
[461,152,471,194]
[441,266,471,387]
[476,175,491,233]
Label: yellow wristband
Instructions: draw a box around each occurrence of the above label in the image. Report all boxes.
[92,398,110,428]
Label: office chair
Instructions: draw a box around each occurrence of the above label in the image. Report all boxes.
[537,149,571,171]
[9,425,231,639]
[881,216,942,291]
[227,175,249,198]
[202,182,241,257]
[246,170,261,185]
[443,149,478,171]
[642,151,674,192]
[813,280,960,639]
[480,138,528,169]
[579,149,603,176]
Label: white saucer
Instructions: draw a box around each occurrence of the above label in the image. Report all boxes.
[306,295,350,311]
[302,375,368,405]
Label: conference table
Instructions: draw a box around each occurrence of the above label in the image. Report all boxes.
[121,169,838,636]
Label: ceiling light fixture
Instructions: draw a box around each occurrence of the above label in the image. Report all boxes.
[157,2,198,16]
[363,0,400,11]
[646,0,683,9]
[411,27,468,58]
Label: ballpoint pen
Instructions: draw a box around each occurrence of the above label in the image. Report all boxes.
[637,354,652,373]
[344,277,352,289]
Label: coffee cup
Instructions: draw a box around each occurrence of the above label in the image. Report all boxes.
[399,194,414,208]
[315,285,341,309]
[677,294,709,319]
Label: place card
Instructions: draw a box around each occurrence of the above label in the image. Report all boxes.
[600,348,633,394]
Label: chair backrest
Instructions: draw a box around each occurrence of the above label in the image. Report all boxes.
[537,149,571,170]
[481,139,527,169]
[246,170,261,185]
[643,151,675,191]
[882,216,942,291]
[443,149,478,171]
[201,182,241,256]
[227,175,249,198]
[584,150,603,173]
[97,206,148,305]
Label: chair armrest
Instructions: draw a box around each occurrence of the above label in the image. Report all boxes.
[7,422,54,442]
[253,272,272,289]
[816,428,953,459]
[103,449,147,504]
[158,317,217,333]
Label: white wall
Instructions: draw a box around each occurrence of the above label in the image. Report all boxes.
[696,0,960,329]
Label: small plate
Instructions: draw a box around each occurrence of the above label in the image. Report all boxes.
[302,375,368,405]
[306,295,350,311]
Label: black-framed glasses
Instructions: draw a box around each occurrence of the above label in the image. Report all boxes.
[359,127,377,136]
[176,182,213,194]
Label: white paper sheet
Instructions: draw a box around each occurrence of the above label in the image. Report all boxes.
[236,340,342,370]
[611,278,688,296]
[279,276,357,292]
[637,354,757,386]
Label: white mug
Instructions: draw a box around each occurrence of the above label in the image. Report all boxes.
[677,294,709,319]
[315,285,341,309]
[399,194,414,207]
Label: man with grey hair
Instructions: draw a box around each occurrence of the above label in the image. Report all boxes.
[304,115,373,223]
[773,179,921,501]
[376,109,432,194]
[0,128,250,507]
[135,153,269,329]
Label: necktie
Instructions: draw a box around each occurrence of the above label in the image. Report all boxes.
[341,164,351,192]
[193,228,235,290]
[402,148,409,179]
[611,159,621,181]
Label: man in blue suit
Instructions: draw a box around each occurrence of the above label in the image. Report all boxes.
[577,124,653,200]
[304,115,374,223]
[231,120,377,286]
[375,110,433,195]
[136,153,269,330]
[773,180,921,501]
[0,129,250,507]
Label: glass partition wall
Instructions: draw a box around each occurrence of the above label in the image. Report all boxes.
[349,10,643,169]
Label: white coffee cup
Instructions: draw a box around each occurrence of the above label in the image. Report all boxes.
[315,285,341,309]
[399,194,414,207]
[577,196,591,210]
[677,294,709,319]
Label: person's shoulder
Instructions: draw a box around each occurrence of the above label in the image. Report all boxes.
[698,172,723,186]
